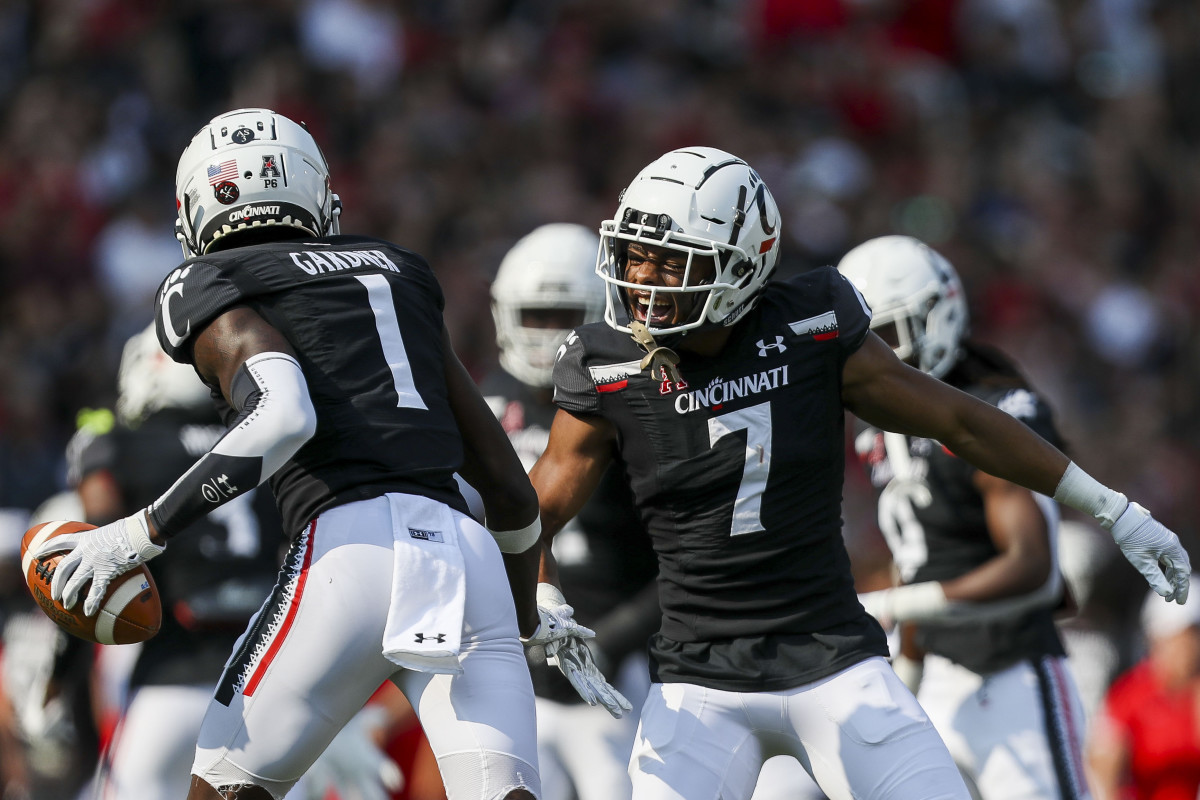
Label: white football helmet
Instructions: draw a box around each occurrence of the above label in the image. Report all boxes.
[491,223,605,388]
[836,235,968,379]
[598,147,782,337]
[117,323,212,424]
[174,108,341,259]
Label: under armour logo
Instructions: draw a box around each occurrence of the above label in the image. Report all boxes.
[414,633,447,644]
[757,336,787,357]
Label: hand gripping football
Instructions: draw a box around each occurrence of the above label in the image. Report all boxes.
[20,520,162,645]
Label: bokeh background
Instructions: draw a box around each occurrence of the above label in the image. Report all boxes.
[1,0,1198,793]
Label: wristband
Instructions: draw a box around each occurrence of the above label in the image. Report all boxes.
[127,509,166,559]
[888,582,949,621]
[1052,462,1129,529]
[488,516,541,553]
[537,582,566,606]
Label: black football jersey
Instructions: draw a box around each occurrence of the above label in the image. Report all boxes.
[481,369,659,703]
[79,407,286,688]
[854,347,1067,673]
[553,268,888,692]
[153,235,468,537]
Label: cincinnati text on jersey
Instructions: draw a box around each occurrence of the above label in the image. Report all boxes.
[288,249,402,275]
[674,366,789,414]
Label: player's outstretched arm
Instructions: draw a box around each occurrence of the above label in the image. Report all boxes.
[521,409,631,718]
[843,332,1191,604]
[34,306,319,615]
[861,472,1062,626]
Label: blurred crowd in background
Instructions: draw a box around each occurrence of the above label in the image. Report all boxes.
[1,0,1199,796]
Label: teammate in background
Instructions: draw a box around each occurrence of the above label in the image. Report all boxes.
[487,223,659,800]
[28,108,616,800]
[523,147,1190,800]
[1087,574,1200,800]
[837,235,1090,799]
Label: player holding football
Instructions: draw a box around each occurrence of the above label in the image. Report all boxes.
[523,147,1190,799]
[838,235,1091,799]
[75,323,288,800]
[486,223,659,800]
[30,108,619,800]
[79,324,403,800]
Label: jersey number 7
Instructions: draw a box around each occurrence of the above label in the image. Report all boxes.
[708,401,772,537]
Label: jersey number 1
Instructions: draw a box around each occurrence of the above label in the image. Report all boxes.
[357,274,429,410]
[708,401,772,536]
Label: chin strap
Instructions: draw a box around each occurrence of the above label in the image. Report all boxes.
[630,320,683,384]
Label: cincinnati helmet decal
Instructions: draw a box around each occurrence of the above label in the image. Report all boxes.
[752,178,776,236]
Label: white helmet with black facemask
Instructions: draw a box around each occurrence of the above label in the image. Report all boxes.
[836,235,968,379]
[598,147,782,342]
[174,108,341,259]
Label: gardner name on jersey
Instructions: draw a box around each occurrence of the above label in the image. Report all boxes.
[553,266,888,692]
[154,235,469,537]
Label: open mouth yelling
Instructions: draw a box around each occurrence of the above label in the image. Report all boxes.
[632,292,675,326]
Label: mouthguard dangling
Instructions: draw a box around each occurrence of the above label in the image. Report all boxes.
[630,320,683,384]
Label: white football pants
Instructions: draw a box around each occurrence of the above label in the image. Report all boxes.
[917,654,1091,800]
[535,652,649,800]
[190,493,540,800]
[629,656,969,800]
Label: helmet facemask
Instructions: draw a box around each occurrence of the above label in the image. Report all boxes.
[597,148,781,346]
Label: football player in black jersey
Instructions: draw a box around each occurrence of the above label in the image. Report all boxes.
[82,324,402,800]
[487,223,659,800]
[29,108,618,800]
[523,147,1190,800]
[839,235,1091,800]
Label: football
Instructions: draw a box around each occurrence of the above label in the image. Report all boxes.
[20,520,162,645]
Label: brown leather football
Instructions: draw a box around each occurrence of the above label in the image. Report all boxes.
[21,520,162,645]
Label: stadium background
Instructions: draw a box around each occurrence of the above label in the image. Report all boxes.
[0,0,1197,794]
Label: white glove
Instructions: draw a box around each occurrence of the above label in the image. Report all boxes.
[522,584,633,719]
[522,583,598,659]
[301,706,403,800]
[1108,502,1191,604]
[32,511,164,616]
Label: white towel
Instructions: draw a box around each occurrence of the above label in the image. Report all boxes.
[381,494,466,675]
